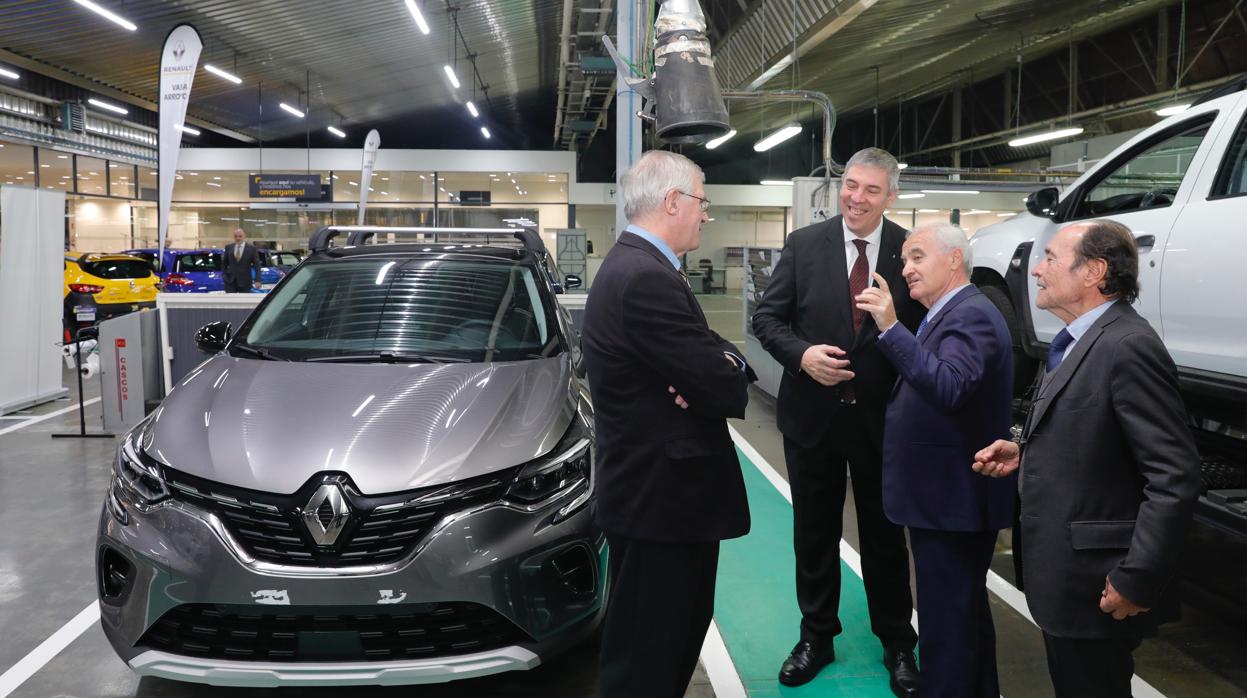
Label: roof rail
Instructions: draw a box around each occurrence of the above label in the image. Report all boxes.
[308,225,546,254]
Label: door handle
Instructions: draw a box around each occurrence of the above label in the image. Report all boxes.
[1135,234,1156,251]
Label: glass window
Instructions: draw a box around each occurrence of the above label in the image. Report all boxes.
[239,258,560,363]
[37,148,74,192]
[0,142,35,188]
[138,167,158,201]
[1212,112,1247,198]
[109,161,135,199]
[79,257,152,279]
[77,156,108,196]
[1072,117,1214,219]
[176,252,223,272]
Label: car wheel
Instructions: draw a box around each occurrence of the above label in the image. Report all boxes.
[979,283,1036,398]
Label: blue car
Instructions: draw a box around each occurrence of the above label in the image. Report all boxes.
[125,248,283,293]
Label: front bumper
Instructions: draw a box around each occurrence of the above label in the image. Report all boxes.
[97,482,604,686]
[128,645,540,687]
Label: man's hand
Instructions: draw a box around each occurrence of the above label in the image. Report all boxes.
[854,272,897,331]
[668,385,688,410]
[800,345,854,386]
[973,439,1020,477]
[1100,577,1149,620]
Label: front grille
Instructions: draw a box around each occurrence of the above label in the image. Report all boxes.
[162,467,516,568]
[138,602,530,662]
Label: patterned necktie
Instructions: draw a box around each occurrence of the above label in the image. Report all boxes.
[677,267,691,289]
[1046,328,1074,372]
[848,238,870,333]
[916,315,930,338]
[235,243,242,261]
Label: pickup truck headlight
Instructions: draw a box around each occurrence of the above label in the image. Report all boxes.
[111,423,169,509]
[506,413,593,519]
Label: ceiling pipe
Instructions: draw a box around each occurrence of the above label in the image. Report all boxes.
[552,0,575,148]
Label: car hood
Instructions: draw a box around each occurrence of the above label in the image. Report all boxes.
[145,355,576,495]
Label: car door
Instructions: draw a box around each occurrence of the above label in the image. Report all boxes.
[1160,93,1247,377]
[1027,110,1227,343]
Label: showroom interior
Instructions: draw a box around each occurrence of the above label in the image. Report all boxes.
[1,0,1246,696]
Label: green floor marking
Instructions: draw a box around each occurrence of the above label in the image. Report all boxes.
[714,447,897,697]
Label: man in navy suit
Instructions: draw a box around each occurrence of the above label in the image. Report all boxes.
[856,222,1017,697]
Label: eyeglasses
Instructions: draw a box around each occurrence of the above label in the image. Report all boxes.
[678,191,712,212]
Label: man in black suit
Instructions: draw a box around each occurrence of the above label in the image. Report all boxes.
[752,147,922,694]
[581,149,755,698]
[975,220,1201,697]
[223,228,262,292]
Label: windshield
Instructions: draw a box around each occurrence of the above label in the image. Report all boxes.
[176,252,222,272]
[237,257,562,362]
[80,258,152,279]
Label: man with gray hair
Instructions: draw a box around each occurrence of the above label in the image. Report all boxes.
[753,147,921,693]
[856,222,1016,697]
[581,149,754,697]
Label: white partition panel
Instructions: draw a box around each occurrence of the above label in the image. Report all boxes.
[0,185,67,412]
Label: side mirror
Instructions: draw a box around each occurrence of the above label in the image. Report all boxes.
[563,274,583,290]
[1025,187,1061,220]
[195,320,233,354]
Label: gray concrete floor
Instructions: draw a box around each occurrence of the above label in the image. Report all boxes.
[0,293,1243,697]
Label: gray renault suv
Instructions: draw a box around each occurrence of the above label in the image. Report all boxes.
[95,227,602,687]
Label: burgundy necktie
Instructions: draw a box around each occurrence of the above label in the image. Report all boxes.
[848,238,870,333]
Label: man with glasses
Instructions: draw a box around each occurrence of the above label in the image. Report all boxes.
[582,149,753,698]
[753,147,923,695]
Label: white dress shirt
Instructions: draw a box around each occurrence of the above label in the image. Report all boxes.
[843,218,883,279]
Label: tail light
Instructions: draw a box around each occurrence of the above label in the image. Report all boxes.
[69,283,105,294]
[164,273,194,287]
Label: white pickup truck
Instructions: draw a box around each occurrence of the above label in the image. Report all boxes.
[970,78,1247,536]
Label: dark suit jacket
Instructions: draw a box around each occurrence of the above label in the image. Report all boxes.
[751,216,924,448]
[581,232,754,543]
[1019,301,1200,639]
[876,286,1017,532]
[223,242,263,290]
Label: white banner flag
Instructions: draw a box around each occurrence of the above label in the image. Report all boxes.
[357,129,381,225]
[157,24,203,259]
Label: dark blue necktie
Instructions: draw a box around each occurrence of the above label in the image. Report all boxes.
[915,315,929,338]
[1046,328,1074,372]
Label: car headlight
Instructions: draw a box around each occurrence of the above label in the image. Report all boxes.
[111,423,169,509]
[506,412,593,519]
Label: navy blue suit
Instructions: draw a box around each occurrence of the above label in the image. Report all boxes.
[876,285,1017,698]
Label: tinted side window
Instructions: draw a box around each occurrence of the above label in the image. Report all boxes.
[176,253,223,272]
[1211,110,1247,198]
[1071,116,1214,219]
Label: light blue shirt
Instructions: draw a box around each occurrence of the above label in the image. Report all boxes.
[879,283,971,337]
[625,225,680,271]
[1057,299,1116,363]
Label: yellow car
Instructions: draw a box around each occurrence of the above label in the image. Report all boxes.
[64,252,159,336]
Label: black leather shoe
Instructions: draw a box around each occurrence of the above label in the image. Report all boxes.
[883,648,920,697]
[778,640,836,687]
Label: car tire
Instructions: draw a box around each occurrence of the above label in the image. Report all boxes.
[979,283,1036,398]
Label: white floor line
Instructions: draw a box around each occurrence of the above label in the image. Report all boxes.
[0,601,100,697]
[726,425,1167,698]
[700,620,747,698]
[0,398,102,437]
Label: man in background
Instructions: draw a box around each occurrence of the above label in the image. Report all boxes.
[223,227,262,292]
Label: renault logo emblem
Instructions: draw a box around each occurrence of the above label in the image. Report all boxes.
[301,483,350,546]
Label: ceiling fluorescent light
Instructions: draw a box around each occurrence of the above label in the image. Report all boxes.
[897,193,925,199]
[760,179,793,186]
[279,102,305,118]
[88,98,127,115]
[443,65,461,89]
[754,123,802,152]
[897,162,910,169]
[204,64,242,84]
[0,67,18,80]
[177,124,200,136]
[1155,103,1190,117]
[481,127,491,139]
[73,0,137,31]
[746,54,794,91]
[1007,126,1084,148]
[404,0,431,34]
[920,189,981,195]
[705,129,737,149]
[327,126,346,138]
[466,101,479,118]
[206,182,222,187]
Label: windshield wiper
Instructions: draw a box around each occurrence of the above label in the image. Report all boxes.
[303,352,470,364]
[231,344,287,361]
